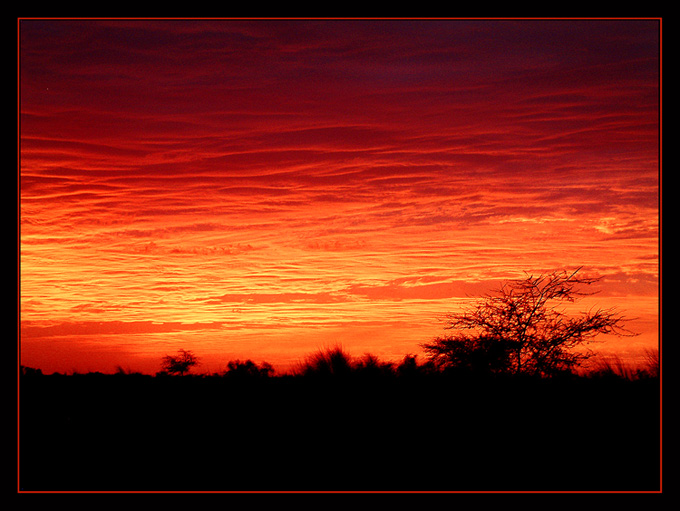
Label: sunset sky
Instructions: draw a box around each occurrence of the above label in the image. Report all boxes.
[19,19,660,375]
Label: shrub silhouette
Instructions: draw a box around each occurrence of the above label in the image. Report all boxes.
[424,335,515,376]
[354,353,396,377]
[422,268,635,377]
[223,359,274,378]
[294,347,437,380]
[297,345,354,377]
[643,348,660,378]
[21,366,43,377]
[587,350,659,380]
[394,354,435,378]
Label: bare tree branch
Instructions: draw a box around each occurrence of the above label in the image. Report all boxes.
[421,268,636,377]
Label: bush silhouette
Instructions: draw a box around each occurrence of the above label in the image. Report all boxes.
[394,354,436,378]
[353,353,396,377]
[424,335,515,376]
[223,359,274,378]
[297,345,354,377]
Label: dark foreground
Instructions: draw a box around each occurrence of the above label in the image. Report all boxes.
[19,371,660,492]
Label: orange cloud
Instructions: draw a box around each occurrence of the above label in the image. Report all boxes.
[20,19,660,373]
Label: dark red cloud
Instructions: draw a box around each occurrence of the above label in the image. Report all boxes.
[19,19,660,373]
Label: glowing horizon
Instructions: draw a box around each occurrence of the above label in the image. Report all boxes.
[19,19,660,375]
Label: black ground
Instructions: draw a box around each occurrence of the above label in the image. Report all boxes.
[18,371,660,492]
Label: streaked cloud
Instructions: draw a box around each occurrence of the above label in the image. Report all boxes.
[20,19,660,373]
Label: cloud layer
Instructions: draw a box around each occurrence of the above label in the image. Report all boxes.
[19,19,660,373]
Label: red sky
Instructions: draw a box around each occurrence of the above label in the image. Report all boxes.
[19,19,660,375]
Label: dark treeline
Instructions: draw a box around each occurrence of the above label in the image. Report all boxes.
[19,346,660,492]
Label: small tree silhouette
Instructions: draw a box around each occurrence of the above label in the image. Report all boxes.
[421,268,635,377]
[161,349,199,376]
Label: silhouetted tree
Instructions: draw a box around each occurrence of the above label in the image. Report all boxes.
[421,268,634,377]
[161,349,199,376]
